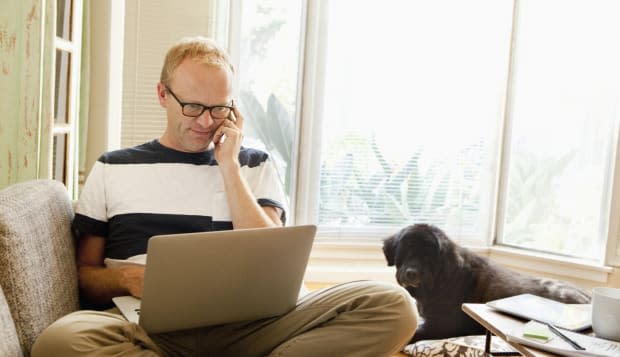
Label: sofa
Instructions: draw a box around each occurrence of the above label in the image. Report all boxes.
[0,179,511,357]
[0,179,79,356]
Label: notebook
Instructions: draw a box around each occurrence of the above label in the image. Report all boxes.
[112,225,316,334]
[486,293,592,331]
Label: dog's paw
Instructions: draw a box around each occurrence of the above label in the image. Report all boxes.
[559,286,591,304]
[541,279,591,303]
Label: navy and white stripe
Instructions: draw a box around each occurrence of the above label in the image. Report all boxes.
[73,140,287,259]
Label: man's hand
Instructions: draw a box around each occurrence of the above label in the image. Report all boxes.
[213,107,244,172]
[119,265,146,298]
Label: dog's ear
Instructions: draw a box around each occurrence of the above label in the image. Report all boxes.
[431,232,445,256]
[429,226,462,267]
[382,236,396,266]
[429,226,449,254]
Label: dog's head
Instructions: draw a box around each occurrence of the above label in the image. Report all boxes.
[383,223,454,290]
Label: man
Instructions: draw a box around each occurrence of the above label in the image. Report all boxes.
[32,36,417,357]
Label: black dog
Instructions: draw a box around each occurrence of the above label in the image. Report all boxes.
[383,223,591,342]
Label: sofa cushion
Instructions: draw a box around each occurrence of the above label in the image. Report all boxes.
[0,285,23,357]
[0,179,79,354]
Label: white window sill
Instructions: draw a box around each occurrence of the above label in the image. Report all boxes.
[304,241,615,290]
[487,246,613,288]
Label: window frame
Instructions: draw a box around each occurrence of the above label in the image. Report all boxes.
[494,0,620,263]
[52,0,83,198]
[289,0,620,275]
[293,0,327,229]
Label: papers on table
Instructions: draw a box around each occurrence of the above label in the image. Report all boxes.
[486,293,592,331]
[506,321,620,357]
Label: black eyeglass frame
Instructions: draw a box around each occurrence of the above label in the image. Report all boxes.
[164,85,234,119]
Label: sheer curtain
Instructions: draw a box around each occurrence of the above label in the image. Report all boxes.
[0,0,55,189]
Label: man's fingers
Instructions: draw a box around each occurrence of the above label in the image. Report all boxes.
[231,106,244,131]
[214,124,236,145]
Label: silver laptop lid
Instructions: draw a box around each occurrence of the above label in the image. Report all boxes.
[139,225,316,334]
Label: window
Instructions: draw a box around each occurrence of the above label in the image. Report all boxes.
[52,0,83,197]
[232,0,304,210]
[314,1,512,243]
[295,0,619,263]
[497,0,620,260]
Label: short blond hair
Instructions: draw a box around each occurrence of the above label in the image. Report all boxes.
[160,36,234,86]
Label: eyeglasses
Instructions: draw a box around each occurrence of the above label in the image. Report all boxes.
[165,85,233,119]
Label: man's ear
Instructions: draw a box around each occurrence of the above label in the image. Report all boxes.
[156,82,167,107]
[382,236,396,266]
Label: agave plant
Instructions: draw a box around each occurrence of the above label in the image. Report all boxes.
[319,136,484,230]
[238,90,295,194]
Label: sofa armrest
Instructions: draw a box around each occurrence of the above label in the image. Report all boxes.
[0,285,22,357]
[0,179,79,354]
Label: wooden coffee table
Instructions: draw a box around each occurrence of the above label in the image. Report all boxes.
[462,303,559,357]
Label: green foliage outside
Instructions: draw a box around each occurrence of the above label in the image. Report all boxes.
[318,135,484,231]
[239,90,294,194]
[502,149,597,257]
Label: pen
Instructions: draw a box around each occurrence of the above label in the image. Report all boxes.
[545,323,586,350]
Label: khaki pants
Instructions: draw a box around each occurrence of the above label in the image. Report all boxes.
[32,280,418,357]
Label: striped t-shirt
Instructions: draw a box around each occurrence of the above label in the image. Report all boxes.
[73,139,287,259]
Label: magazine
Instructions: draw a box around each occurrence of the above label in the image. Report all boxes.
[506,321,620,357]
[486,293,592,331]
[104,254,147,269]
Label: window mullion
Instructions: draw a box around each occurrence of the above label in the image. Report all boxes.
[494,0,520,248]
[604,124,620,266]
[294,0,328,226]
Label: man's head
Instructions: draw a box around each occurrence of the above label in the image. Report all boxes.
[159,36,234,86]
[157,37,235,153]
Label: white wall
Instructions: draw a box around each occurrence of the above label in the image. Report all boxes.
[85,0,124,174]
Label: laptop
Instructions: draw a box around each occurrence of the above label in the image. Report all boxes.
[486,293,592,331]
[112,225,316,334]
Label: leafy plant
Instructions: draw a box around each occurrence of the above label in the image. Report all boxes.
[318,136,483,229]
[239,90,486,232]
[238,90,294,193]
[502,150,578,253]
